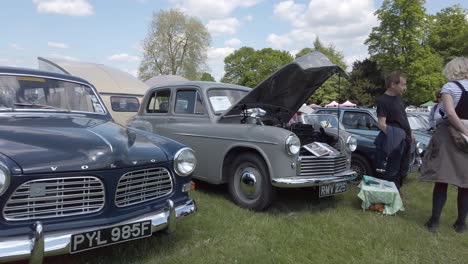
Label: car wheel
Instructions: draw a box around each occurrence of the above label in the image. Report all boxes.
[228,153,275,211]
[351,153,372,184]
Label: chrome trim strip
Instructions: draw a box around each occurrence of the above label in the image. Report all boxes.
[271,170,356,188]
[0,199,196,264]
[87,130,114,153]
[174,133,278,145]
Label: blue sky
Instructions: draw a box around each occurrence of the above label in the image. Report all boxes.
[2,0,467,81]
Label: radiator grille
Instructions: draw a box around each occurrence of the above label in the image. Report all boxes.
[299,155,347,177]
[3,177,105,221]
[115,168,173,207]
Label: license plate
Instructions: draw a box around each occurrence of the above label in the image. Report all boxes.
[319,182,347,197]
[70,220,152,253]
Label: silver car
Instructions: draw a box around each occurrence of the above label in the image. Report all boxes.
[129,52,357,210]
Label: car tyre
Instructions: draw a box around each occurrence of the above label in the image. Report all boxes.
[351,153,372,184]
[228,153,275,211]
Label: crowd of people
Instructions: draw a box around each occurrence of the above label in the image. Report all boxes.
[375,57,468,234]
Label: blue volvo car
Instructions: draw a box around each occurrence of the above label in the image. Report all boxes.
[0,67,197,263]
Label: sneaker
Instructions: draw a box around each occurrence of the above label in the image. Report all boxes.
[424,220,439,233]
[453,222,466,233]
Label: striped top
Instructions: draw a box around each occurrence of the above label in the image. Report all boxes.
[440,79,468,118]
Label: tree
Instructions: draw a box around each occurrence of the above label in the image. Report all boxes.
[296,37,349,106]
[428,5,468,64]
[365,0,444,105]
[138,9,211,81]
[347,59,385,107]
[200,72,215,81]
[221,47,293,88]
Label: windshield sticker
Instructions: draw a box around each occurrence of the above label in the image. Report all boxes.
[90,96,99,103]
[209,96,232,112]
[94,104,105,113]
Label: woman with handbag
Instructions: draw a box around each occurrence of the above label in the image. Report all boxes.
[421,57,468,233]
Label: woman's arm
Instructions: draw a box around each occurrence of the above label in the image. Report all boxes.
[442,93,468,136]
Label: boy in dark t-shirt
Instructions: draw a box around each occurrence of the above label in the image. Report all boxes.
[375,72,413,190]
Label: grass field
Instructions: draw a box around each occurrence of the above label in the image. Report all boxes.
[45,174,468,264]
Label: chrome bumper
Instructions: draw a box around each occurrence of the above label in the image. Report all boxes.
[271,170,356,188]
[0,199,196,264]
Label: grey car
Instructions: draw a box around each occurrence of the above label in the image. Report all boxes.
[129,52,357,210]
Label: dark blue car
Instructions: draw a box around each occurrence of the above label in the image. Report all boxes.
[315,107,428,181]
[0,67,197,263]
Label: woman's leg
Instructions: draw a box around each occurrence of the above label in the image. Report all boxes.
[426,182,448,232]
[431,183,448,222]
[454,187,468,233]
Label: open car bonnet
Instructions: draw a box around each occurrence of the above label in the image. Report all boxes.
[219,52,347,124]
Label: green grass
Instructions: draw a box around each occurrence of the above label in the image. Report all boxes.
[46,174,468,264]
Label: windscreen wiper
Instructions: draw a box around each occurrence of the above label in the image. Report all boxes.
[13,103,69,111]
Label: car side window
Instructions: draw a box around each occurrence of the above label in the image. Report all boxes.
[175,90,205,115]
[316,109,338,116]
[110,96,140,112]
[146,89,170,113]
[342,111,378,130]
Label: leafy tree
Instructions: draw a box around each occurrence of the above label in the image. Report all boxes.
[347,59,385,107]
[365,0,444,105]
[297,37,349,106]
[138,9,211,81]
[221,47,293,88]
[428,5,468,63]
[200,72,215,81]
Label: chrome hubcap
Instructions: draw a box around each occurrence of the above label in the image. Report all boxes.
[239,167,258,199]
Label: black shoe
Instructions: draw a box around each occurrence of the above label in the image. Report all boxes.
[453,222,466,233]
[424,220,439,233]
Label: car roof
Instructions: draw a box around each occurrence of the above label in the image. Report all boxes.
[0,66,92,85]
[316,107,376,112]
[151,80,250,92]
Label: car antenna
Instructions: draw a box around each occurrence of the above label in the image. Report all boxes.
[337,71,341,140]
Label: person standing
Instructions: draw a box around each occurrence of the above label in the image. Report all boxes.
[421,57,468,233]
[374,72,413,190]
[428,89,443,130]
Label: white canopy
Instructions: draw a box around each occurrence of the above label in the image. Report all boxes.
[339,100,357,107]
[325,100,339,107]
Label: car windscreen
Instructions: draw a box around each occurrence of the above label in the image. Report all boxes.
[207,88,248,115]
[0,75,106,114]
[303,114,344,130]
[408,115,429,130]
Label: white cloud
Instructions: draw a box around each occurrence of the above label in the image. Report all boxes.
[243,15,253,22]
[269,0,379,68]
[107,53,140,62]
[207,47,236,81]
[133,42,144,53]
[9,43,25,51]
[206,18,240,36]
[47,41,69,49]
[225,38,242,47]
[170,0,262,19]
[33,0,94,16]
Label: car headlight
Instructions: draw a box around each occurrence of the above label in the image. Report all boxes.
[0,164,10,196]
[416,142,426,155]
[285,134,301,155]
[174,147,197,177]
[346,136,357,152]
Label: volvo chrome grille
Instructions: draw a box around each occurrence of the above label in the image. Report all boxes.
[115,168,173,207]
[3,177,105,221]
[299,155,347,177]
